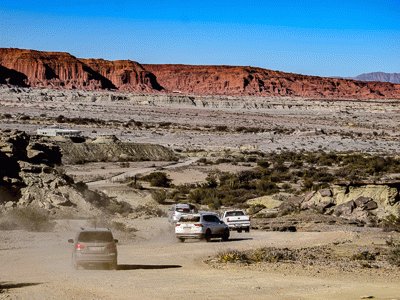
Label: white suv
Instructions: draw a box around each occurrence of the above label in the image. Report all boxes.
[175,212,230,242]
[168,203,197,223]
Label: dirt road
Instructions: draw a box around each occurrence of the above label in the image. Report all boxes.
[1,218,399,300]
[87,158,200,188]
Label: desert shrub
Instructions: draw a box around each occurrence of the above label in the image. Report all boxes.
[197,157,213,165]
[106,201,132,216]
[216,247,297,264]
[0,207,55,231]
[302,178,314,190]
[217,250,248,263]
[215,157,233,164]
[141,172,171,187]
[119,162,130,168]
[351,250,377,261]
[188,188,207,204]
[205,174,218,188]
[128,181,144,190]
[257,160,270,168]
[256,180,279,194]
[110,221,137,233]
[132,205,167,217]
[250,247,296,263]
[387,243,400,267]
[215,125,228,132]
[151,189,167,204]
[381,214,400,232]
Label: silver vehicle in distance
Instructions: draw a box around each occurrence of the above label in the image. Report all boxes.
[68,228,118,270]
[175,212,230,242]
[168,203,197,223]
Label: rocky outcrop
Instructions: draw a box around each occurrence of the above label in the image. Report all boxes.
[144,64,400,99]
[1,48,400,99]
[300,184,400,224]
[0,130,109,216]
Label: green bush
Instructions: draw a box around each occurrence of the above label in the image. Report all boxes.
[151,190,167,204]
[141,172,171,187]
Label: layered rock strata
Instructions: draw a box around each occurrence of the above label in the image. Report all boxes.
[1,48,400,99]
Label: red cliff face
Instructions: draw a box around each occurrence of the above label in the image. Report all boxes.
[144,64,400,99]
[0,48,161,91]
[1,48,400,99]
[80,59,162,92]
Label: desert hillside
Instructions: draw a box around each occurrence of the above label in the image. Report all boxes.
[1,48,400,99]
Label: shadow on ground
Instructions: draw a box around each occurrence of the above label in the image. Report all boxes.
[206,237,253,243]
[225,237,253,242]
[117,264,182,271]
[0,281,41,293]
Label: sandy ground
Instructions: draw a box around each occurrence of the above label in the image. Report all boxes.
[2,89,400,299]
[0,218,399,300]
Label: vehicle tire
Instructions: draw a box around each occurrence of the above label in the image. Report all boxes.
[245,227,250,233]
[178,238,185,243]
[237,229,242,233]
[73,261,81,270]
[109,261,117,270]
[221,229,230,241]
[205,229,212,242]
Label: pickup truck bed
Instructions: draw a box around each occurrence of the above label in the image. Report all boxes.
[222,210,251,232]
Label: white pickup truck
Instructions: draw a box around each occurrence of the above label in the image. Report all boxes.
[221,210,251,233]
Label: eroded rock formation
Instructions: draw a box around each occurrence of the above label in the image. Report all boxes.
[0,130,106,216]
[0,48,161,91]
[1,48,400,99]
[145,64,400,99]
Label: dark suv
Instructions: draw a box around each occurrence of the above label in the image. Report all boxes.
[68,228,118,270]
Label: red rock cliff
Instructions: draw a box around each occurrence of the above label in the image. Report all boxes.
[144,64,400,99]
[0,48,161,91]
[1,48,400,99]
[80,59,162,91]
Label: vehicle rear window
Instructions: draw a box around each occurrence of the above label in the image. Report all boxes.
[179,215,200,222]
[78,231,113,242]
[176,208,190,213]
[225,211,245,217]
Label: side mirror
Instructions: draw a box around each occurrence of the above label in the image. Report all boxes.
[68,239,74,243]
[114,239,119,243]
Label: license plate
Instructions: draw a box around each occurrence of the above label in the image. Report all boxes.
[89,246,104,252]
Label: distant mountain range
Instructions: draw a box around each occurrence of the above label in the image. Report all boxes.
[352,72,400,84]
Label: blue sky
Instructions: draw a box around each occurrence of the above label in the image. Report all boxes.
[0,0,399,77]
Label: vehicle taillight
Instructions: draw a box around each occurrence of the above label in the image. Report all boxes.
[106,244,116,251]
[194,223,203,227]
[175,223,181,227]
[76,243,85,250]
[227,218,230,222]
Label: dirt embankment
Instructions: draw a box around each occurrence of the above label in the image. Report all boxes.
[57,137,178,164]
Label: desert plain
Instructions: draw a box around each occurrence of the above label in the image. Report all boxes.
[0,86,400,299]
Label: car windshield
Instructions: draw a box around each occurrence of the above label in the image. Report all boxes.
[179,215,200,222]
[225,211,245,217]
[78,231,113,242]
